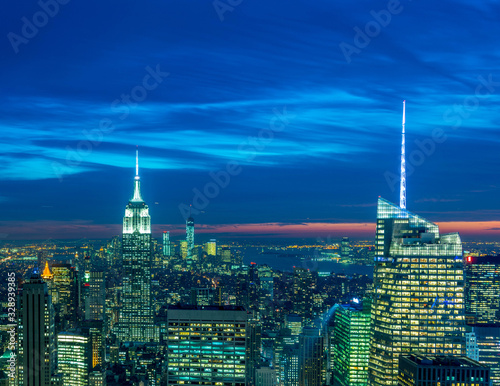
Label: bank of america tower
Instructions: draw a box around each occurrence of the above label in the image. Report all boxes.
[116,150,155,342]
[368,102,466,385]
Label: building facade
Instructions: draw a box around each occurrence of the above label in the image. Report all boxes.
[397,355,490,386]
[163,231,171,257]
[57,332,89,386]
[465,255,500,325]
[18,274,56,386]
[471,326,500,385]
[332,300,371,386]
[117,152,155,342]
[369,198,466,386]
[166,305,248,386]
[299,327,325,386]
[84,271,105,321]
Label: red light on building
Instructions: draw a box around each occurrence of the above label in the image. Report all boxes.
[467,256,472,262]
[251,262,256,265]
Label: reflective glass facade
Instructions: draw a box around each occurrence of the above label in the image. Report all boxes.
[369,198,466,386]
[332,301,371,386]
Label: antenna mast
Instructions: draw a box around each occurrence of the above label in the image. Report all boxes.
[136,146,139,177]
[400,100,406,209]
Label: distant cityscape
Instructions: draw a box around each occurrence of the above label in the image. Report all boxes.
[0,142,499,386]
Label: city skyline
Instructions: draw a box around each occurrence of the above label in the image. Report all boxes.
[2,0,500,240]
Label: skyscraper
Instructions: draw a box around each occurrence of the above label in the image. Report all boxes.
[50,263,78,332]
[82,320,105,372]
[332,300,371,386]
[340,237,352,260]
[465,255,500,325]
[368,198,466,385]
[292,267,314,320]
[85,271,105,321]
[166,305,248,386]
[186,215,195,260]
[299,327,325,386]
[57,332,90,386]
[470,326,500,385]
[205,239,217,256]
[117,150,155,342]
[247,318,262,386]
[163,231,171,257]
[18,274,56,386]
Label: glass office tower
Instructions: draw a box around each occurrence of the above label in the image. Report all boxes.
[166,305,247,386]
[368,198,465,386]
[57,332,89,386]
[332,300,371,386]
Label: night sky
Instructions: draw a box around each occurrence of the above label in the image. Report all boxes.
[1,0,499,240]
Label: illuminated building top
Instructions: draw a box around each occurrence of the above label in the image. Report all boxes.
[41,260,53,280]
[123,149,151,234]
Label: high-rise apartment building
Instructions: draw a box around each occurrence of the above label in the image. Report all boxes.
[369,198,466,386]
[117,151,155,342]
[18,274,56,386]
[465,255,500,325]
[166,305,248,386]
[332,300,371,386]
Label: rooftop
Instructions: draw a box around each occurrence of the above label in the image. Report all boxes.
[402,355,487,368]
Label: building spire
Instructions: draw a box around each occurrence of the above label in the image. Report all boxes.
[132,147,143,202]
[136,146,139,177]
[400,100,406,209]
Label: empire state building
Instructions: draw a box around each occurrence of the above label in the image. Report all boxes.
[116,150,155,342]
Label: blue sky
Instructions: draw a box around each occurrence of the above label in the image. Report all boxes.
[1,0,500,239]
